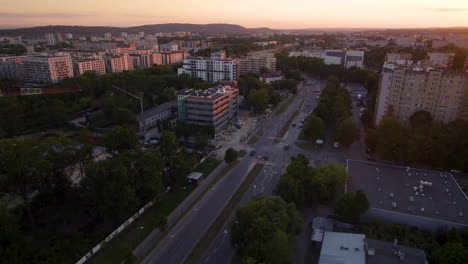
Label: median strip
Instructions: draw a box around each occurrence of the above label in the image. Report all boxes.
[183,163,265,264]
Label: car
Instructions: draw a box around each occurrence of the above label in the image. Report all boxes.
[292,123,296,127]
[283,144,290,150]
[299,124,303,128]
[250,150,256,156]
[450,169,461,173]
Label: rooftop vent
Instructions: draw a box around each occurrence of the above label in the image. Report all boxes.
[340,246,349,250]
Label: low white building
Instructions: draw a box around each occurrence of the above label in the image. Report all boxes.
[260,72,285,84]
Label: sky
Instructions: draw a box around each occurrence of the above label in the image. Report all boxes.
[1,0,468,29]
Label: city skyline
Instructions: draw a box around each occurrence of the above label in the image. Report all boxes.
[1,0,468,29]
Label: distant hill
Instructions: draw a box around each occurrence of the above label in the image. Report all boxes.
[0,23,276,37]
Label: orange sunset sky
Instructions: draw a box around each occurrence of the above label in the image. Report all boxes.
[1,0,468,29]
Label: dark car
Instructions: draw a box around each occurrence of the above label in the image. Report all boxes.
[292,123,296,127]
[250,150,256,156]
[283,144,290,150]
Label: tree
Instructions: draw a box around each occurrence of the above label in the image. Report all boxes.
[245,88,269,111]
[225,148,238,163]
[431,243,468,264]
[302,115,325,141]
[194,133,209,150]
[335,190,370,223]
[0,205,25,263]
[230,195,302,264]
[171,150,197,186]
[104,126,138,154]
[112,107,136,125]
[335,119,360,148]
[374,117,410,161]
[159,130,178,161]
[0,138,50,227]
[410,110,433,131]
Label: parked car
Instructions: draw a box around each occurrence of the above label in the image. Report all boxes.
[250,150,256,156]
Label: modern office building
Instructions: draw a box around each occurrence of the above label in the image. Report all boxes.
[104,54,134,73]
[178,57,240,83]
[74,58,106,75]
[239,52,276,75]
[22,56,74,84]
[177,83,239,132]
[374,63,468,125]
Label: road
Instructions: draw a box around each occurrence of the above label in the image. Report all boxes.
[199,76,332,264]
[139,77,318,264]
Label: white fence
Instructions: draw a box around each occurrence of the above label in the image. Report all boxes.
[75,201,154,264]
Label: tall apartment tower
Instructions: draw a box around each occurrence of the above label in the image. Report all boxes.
[177,83,239,132]
[178,57,240,83]
[105,55,134,73]
[239,53,277,76]
[374,64,468,125]
[22,56,74,84]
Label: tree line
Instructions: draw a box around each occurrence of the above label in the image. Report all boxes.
[367,111,468,170]
[0,126,199,263]
[0,65,211,138]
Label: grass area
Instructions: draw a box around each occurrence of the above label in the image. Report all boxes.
[273,139,280,143]
[88,185,195,264]
[194,158,222,178]
[274,94,296,116]
[237,150,246,157]
[247,135,260,145]
[256,130,264,136]
[183,163,265,264]
[295,141,321,152]
[277,110,300,138]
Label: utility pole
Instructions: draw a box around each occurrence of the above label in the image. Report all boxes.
[111,85,145,132]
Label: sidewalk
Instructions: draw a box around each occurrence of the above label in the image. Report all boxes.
[133,161,228,259]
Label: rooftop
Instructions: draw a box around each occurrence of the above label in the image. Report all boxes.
[366,238,427,264]
[178,84,237,99]
[319,232,366,264]
[260,72,284,78]
[136,101,177,121]
[187,172,203,180]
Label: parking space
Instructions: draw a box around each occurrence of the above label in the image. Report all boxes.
[347,160,468,225]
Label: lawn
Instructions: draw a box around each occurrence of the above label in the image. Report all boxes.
[277,109,300,138]
[237,150,246,157]
[274,94,296,116]
[247,135,260,145]
[194,158,222,178]
[256,130,264,136]
[295,141,321,152]
[183,163,265,264]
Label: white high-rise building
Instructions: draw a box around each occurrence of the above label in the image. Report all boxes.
[22,56,74,84]
[178,58,239,83]
[104,32,112,39]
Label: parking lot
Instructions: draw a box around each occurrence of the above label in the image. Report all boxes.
[347,160,468,226]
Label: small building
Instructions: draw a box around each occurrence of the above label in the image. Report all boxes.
[319,232,366,264]
[346,82,367,100]
[187,172,203,185]
[260,72,285,84]
[136,101,177,132]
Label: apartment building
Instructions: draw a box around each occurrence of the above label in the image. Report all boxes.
[426,52,455,69]
[239,52,276,75]
[74,58,106,75]
[385,53,412,64]
[177,83,239,132]
[260,72,284,84]
[178,57,240,83]
[0,55,29,79]
[289,49,364,69]
[105,54,134,73]
[22,56,74,84]
[374,63,468,125]
[161,51,186,65]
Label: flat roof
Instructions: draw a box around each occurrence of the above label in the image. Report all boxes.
[319,232,366,264]
[187,172,203,180]
[136,101,177,121]
[366,238,427,264]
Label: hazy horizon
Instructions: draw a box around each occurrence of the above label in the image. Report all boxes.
[1,0,468,30]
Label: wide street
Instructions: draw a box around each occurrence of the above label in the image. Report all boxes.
[139,75,366,264]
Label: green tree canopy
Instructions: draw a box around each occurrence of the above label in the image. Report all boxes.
[225,148,238,163]
[335,190,370,223]
[230,195,302,264]
[104,126,138,154]
[335,119,360,148]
